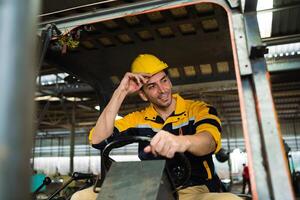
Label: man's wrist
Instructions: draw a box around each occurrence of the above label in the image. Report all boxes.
[178,135,192,152]
[114,86,128,99]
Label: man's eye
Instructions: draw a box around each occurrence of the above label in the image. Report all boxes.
[162,78,167,82]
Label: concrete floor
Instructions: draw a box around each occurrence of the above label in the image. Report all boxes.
[230,182,251,200]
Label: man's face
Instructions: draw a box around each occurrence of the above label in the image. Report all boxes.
[141,71,173,109]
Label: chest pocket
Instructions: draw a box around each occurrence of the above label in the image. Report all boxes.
[171,120,195,135]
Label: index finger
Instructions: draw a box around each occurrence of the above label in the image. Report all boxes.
[150,132,162,147]
[135,73,151,78]
[131,74,150,86]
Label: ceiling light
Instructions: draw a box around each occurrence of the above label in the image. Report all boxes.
[95,105,100,111]
[170,7,188,18]
[66,97,88,102]
[216,61,229,73]
[267,42,300,58]
[257,0,273,11]
[195,3,214,15]
[102,20,119,29]
[157,27,174,37]
[137,30,153,41]
[124,16,140,26]
[34,95,61,101]
[183,66,196,76]
[257,0,273,38]
[146,12,164,22]
[178,23,196,34]
[98,37,114,47]
[201,18,218,32]
[117,34,133,43]
[35,95,51,101]
[168,68,180,78]
[200,64,212,75]
[77,122,95,126]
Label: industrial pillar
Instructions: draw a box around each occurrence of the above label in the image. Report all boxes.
[0,0,40,199]
[70,102,76,174]
[231,8,294,200]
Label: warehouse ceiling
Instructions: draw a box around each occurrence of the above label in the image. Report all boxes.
[36,0,300,137]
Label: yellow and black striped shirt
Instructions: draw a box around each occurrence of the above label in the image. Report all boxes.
[91,94,222,190]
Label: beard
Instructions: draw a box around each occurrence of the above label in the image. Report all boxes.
[149,91,173,109]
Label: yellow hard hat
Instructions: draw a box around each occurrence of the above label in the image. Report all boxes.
[131,54,168,75]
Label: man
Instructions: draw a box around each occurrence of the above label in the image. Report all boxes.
[242,163,251,194]
[72,54,240,200]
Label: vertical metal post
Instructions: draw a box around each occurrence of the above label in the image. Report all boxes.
[231,12,271,199]
[62,137,65,156]
[50,137,53,157]
[70,102,76,174]
[293,120,299,151]
[40,138,43,157]
[225,124,233,184]
[57,137,60,157]
[32,137,36,169]
[244,13,294,200]
[231,10,294,199]
[0,0,40,199]
[233,126,237,148]
[58,137,61,157]
[217,96,234,186]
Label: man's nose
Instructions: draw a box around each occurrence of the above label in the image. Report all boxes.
[157,84,166,93]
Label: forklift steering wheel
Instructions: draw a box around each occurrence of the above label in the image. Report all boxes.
[101,136,191,188]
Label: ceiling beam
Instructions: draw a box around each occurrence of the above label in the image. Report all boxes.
[38,0,230,32]
[267,57,300,72]
[262,34,300,46]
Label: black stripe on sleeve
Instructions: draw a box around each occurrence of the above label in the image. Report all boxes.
[92,140,108,151]
[207,106,219,117]
[113,127,120,136]
[91,127,120,150]
[194,119,222,133]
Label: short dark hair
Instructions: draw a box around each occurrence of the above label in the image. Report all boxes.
[163,69,169,76]
[140,69,170,92]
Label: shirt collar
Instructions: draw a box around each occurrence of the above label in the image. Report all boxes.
[173,93,186,115]
[144,93,186,120]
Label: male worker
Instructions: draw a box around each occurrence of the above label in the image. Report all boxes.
[242,163,251,194]
[72,54,240,200]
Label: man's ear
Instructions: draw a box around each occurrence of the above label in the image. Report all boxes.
[138,90,148,101]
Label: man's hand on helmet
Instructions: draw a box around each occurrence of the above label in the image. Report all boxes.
[118,72,150,95]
